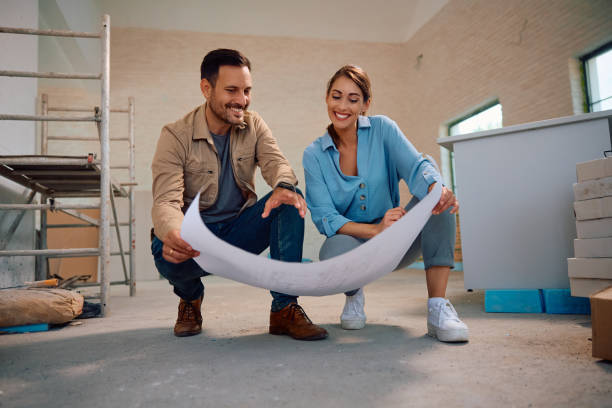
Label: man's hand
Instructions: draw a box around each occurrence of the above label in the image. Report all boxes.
[375,207,406,235]
[261,187,307,218]
[429,183,459,215]
[162,229,200,263]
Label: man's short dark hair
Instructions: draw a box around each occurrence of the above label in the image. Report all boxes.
[200,49,251,86]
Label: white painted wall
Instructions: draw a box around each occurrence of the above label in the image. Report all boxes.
[0,0,39,287]
[38,0,102,93]
[98,0,449,43]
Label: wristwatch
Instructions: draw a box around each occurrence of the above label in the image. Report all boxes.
[276,181,297,193]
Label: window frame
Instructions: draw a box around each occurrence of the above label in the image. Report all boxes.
[581,41,612,113]
[447,100,502,137]
[443,100,503,195]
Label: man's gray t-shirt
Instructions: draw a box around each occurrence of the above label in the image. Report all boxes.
[200,131,246,223]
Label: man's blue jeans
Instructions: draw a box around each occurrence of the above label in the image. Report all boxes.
[319,195,456,296]
[151,190,304,312]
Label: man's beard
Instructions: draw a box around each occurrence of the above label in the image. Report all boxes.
[208,92,247,126]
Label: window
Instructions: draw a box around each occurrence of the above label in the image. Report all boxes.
[448,103,503,136]
[583,44,612,112]
[442,102,503,195]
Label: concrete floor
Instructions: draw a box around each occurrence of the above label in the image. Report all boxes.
[1,269,610,408]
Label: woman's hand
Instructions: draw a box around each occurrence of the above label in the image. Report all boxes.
[376,206,407,235]
[429,183,459,215]
[337,206,406,239]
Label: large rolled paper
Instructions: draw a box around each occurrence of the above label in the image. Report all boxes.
[181,183,441,296]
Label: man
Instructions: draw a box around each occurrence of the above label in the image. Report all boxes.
[151,49,327,341]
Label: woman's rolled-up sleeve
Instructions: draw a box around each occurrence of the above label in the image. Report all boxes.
[382,117,441,200]
[303,148,350,237]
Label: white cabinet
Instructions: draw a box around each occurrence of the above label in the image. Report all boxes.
[438,110,612,289]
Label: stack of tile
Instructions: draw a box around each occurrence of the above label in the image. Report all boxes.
[569,156,612,297]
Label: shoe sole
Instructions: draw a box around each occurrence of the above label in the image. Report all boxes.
[427,323,469,342]
[174,329,202,337]
[269,327,328,341]
[341,319,366,330]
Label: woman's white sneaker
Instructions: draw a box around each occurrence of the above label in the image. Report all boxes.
[427,297,469,342]
[341,288,366,330]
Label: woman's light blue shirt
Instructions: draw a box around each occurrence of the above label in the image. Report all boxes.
[303,115,442,237]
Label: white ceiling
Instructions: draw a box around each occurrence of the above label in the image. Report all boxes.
[99,0,449,43]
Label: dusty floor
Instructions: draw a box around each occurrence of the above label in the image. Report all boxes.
[0,269,610,408]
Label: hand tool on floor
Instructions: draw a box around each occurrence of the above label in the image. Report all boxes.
[57,274,91,288]
[0,278,59,289]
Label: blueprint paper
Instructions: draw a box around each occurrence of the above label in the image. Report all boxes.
[181,183,441,296]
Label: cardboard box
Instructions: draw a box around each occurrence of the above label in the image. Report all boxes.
[574,196,612,221]
[574,238,612,258]
[590,286,612,360]
[576,217,612,239]
[577,157,612,182]
[46,209,99,282]
[573,176,612,201]
[570,278,612,297]
[568,258,612,279]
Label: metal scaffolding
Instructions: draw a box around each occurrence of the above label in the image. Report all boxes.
[0,15,129,315]
[37,94,137,295]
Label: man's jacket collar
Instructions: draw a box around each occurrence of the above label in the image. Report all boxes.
[193,103,247,141]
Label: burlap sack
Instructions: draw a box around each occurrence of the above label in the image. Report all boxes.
[0,288,84,327]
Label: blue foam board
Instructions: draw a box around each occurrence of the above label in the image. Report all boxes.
[542,289,591,314]
[0,323,49,333]
[485,290,544,313]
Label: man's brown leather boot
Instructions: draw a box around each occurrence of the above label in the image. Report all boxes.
[269,303,328,341]
[173,295,203,337]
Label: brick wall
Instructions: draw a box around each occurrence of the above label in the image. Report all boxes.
[399,0,612,161]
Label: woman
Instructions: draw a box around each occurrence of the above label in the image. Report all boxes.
[302,65,468,342]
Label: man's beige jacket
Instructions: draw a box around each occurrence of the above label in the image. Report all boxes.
[151,104,298,241]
